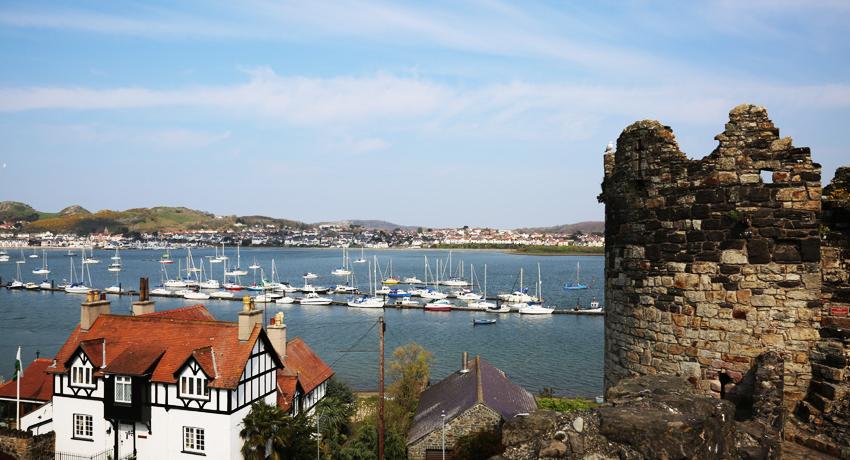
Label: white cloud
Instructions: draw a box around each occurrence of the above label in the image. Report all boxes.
[2,69,850,145]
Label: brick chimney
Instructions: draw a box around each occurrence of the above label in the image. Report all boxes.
[132,277,155,316]
[267,312,287,360]
[81,290,110,332]
[238,296,262,342]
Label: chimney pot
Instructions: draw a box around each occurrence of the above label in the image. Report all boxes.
[81,293,111,332]
[267,313,287,360]
[238,300,262,342]
[461,351,469,373]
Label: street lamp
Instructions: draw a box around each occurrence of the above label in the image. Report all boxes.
[441,410,446,460]
[316,408,324,460]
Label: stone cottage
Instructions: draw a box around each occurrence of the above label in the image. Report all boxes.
[407,355,537,460]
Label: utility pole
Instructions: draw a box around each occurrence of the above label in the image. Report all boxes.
[378,316,385,460]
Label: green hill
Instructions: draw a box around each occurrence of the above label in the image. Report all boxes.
[7,202,305,235]
[0,201,44,222]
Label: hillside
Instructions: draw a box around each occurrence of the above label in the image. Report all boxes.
[11,202,305,234]
[317,219,420,231]
[0,201,44,222]
[515,221,604,235]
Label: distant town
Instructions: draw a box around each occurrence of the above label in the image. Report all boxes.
[0,221,604,251]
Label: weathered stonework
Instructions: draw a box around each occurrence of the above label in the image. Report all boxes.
[792,166,850,458]
[407,403,501,460]
[0,428,54,460]
[600,104,822,406]
[598,104,850,457]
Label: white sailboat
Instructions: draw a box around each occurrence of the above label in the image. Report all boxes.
[519,264,555,315]
[331,248,352,276]
[10,253,25,288]
[348,259,384,308]
[28,248,39,259]
[82,247,100,264]
[65,257,92,294]
[107,248,122,272]
[32,250,50,275]
[299,292,333,305]
[353,246,366,264]
[470,265,500,311]
[199,259,221,289]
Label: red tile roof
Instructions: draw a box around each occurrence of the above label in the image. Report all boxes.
[139,304,216,321]
[0,359,53,402]
[282,338,334,394]
[49,308,278,389]
[276,370,299,412]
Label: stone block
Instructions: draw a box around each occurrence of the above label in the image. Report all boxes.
[746,239,771,264]
[721,249,748,264]
[750,295,776,307]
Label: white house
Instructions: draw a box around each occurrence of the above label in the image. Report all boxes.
[42,292,330,460]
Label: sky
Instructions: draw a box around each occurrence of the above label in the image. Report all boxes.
[0,1,848,229]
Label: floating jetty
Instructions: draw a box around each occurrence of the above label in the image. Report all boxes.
[0,282,603,315]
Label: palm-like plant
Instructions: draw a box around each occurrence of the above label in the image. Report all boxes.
[240,401,289,460]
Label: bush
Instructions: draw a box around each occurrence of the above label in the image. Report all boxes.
[537,397,597,413]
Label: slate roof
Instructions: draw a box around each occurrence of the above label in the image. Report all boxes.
[407,356,537,445]
[49,306,279,389]
[0,358,53,403]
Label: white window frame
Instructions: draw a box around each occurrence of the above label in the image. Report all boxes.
[114,376,132,403]
[183,426,205,453]
[73,413,93,439]
[71,365,94,388]
[180,375,210,400]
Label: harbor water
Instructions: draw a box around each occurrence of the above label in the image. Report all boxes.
[0,248,604,396]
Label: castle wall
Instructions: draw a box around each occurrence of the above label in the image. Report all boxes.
[600,104,823,410]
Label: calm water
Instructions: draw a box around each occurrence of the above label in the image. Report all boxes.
[0,248,604,396]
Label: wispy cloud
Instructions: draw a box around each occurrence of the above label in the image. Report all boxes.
[2,68,850,143]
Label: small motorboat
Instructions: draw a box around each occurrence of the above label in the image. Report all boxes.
[473,318,497,325]
[275,296,295,304]
[104,285,122,294]
[403,276,423,284]
[299,292,333,305]
[519,303,555,315]
[223,283,244,291]
[39,281,52,289]
[24,282,39,290]
[486,305,511,313]
[420,289,448,300]
[382,276,400,285]
[246,284,265,292]
[184,291,211,300]
[149,287,172,296]
[397,298,419,307]
[199,279,221,289]
[334,285,358,294]
[347,296,384,308]
[303,272,319,280]
[64,283,91,294]
[331,268,352,276]
[386,289,412,298]
[210,291,235,299]
[424,299,453,312]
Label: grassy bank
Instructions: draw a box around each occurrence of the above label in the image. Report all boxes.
[537,396,599,413]
[430,243,604,255]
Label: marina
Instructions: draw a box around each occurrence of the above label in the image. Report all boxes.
[0,247,605,395]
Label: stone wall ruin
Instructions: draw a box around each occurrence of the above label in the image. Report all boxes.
[599,104,849,456]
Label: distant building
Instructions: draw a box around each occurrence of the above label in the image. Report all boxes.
[407,355,537,460]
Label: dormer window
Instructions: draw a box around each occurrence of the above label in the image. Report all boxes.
[115,376,132,403]
[71,365,93,387]
[180,375,209,399]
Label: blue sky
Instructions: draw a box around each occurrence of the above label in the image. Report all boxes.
[0,1,848,228]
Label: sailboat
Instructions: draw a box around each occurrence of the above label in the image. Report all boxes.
[0,249,9,262]
[470,265,501,311]
[209,244,224,263]
[163,261,187,288]
[199,258,221,289]
[82,247,100,264]
[331,247,352,276]
[28,248,39,259]
[249,257,261,270]
[353,246,366,264]
[348,258,384,308]
[65,257,92,294]
[32,250,50,275]
[563,261,589,290]
[10,253,25,288]
[107,248,122,272]
[160,249,174,264]
[498,268,538,304]
[519,264,555,315]
[105,268,122,293]
[382,259,400,284]
[420,259,447,299]
[231,244,248,276]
